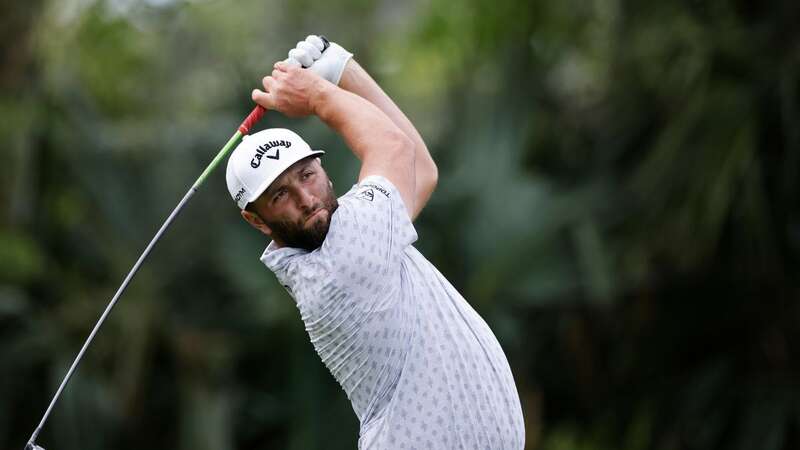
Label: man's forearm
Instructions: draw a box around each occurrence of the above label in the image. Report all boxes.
[337,60,437,220]
[311,81,417,215]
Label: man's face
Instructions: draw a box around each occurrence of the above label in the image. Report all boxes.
[243,157,338,251]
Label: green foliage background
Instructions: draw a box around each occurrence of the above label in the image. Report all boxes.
[1,0,798,449]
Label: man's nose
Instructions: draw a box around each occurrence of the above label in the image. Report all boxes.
[296,188,318,211]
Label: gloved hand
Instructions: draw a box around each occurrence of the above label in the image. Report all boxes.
[284,35,353,86]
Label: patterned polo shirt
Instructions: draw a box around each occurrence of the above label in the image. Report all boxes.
[261,175,525,449]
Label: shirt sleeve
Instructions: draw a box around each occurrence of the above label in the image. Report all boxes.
[317,175,418,293]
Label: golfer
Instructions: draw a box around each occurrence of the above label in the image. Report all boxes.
[226,36,525,449]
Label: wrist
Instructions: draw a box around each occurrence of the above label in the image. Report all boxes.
[310,78,335,117]
[337,59,359,91]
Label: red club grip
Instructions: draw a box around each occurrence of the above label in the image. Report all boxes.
[238,105,265,135]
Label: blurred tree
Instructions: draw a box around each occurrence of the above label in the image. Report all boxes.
[1,0,798,449]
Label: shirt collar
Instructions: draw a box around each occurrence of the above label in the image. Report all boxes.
[260,240,307,272]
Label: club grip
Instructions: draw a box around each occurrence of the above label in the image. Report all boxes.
[238,105,265,135]
[319,35,331,52]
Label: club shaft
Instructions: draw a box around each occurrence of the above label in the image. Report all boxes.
[27,124,250,447]
[194,130,243,189]
[27,186,196,446]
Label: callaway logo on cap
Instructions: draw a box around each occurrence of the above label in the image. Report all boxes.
[251,139,291,168]
[226,128,325,209]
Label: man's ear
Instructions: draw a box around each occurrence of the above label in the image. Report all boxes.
[241,209,273,237]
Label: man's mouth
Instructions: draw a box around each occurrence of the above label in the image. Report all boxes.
[305,208,326,226]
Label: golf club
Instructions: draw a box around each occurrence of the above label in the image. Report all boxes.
[24,105,266,450]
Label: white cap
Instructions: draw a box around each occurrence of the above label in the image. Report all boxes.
[226,128,324,209]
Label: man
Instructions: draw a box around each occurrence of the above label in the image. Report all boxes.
[225,36,525,449]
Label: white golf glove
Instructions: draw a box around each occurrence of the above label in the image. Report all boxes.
[284,35,353,85]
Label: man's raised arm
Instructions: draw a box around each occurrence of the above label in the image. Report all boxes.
[337,60,437,221]
[284,36,437,221]
[252,62,417,218]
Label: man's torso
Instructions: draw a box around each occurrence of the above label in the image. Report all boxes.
[262,176,525,449]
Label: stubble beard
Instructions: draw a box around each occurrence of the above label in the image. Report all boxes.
[266,182,339,251]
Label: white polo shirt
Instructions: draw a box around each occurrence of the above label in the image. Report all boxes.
[261,175,525,449]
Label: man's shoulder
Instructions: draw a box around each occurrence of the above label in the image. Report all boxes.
[260,241,312,276]
[340,175,397,203]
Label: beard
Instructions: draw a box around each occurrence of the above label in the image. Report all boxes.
[265,182,339,251]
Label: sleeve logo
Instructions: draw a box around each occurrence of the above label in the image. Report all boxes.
[356,188,374,202]
[361,183,390,198]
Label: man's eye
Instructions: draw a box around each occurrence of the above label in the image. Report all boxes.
[302,171,314,180]
[273,190,286,202]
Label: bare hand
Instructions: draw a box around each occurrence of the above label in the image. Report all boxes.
[252,62,329,117]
